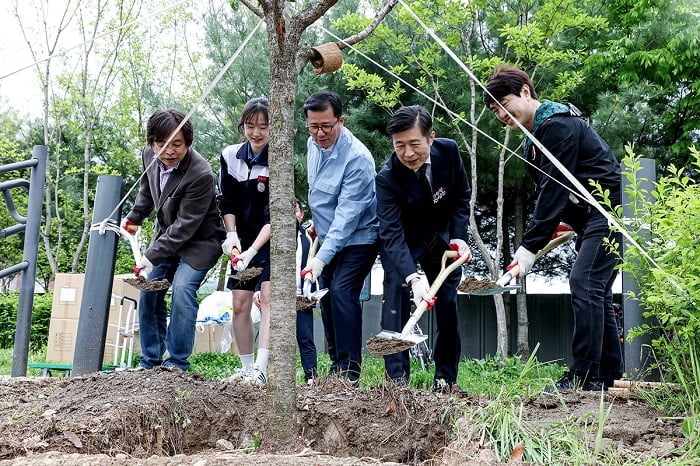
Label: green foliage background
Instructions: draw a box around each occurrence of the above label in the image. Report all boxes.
[0,293,53,351]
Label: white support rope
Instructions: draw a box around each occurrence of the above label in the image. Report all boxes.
[95,18,265,235]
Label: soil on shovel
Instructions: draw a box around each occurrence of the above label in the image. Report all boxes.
[231,267,263,283]
[295,296,317,310]
[457,276,498,293]
[0,369,688,464]
[122,276,171,291]
[366,335,416,355]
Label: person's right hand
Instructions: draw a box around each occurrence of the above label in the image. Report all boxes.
[410,275,431,308]
[122,219,139,234]
[222,231,242,256]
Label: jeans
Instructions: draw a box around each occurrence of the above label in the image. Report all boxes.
[296,307,317,381]
[319,243,378,380]
[569,212,623,381]
[138,255,209,371]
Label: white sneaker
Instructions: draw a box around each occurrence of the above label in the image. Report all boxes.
[245,366,267,386]
[228,366,252,383]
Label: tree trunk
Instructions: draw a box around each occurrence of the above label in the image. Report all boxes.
[513,188,529,357]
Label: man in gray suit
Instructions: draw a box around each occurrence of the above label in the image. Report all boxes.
[124,109,225,371]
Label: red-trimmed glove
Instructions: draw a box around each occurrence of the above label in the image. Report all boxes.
[410,275,431,308]
[133,256,153,278]
[507,246,536,277]
[551,222,573,239]
[449,238,472,262]
[232,247,258,272]
[301,257,325,282]
[122,219,139,234]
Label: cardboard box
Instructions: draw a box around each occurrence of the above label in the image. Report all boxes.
[47,274,142,365]
[193,323,237,355]
[51,274,85,320]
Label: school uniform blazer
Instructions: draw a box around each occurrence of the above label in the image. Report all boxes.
[376,137,471,281]
[126,145,225,270]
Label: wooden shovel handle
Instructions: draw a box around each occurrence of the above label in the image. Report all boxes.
[495,230,575,286]
[400,250,468,337]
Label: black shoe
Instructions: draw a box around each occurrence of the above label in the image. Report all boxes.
[545,371,604,393]
[433,378,469,397]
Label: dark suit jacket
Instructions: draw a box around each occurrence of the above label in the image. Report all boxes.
[126,146,225,270]
[376,138,471,280]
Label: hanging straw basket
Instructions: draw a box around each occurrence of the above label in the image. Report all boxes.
[310,42,343,75]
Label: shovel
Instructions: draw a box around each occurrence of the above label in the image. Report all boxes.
[467,230,575,296]
[366,249,469,356]
[119,227,171,291]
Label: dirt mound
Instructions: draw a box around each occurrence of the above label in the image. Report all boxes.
[0,370,687,464]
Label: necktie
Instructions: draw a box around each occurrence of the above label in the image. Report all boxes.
[418,164,433,200]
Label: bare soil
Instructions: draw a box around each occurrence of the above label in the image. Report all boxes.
[231,268,263,283]
[0,369,686,465]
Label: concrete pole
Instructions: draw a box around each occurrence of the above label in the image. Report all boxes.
[72,175,124,376]
[621,157,657,380]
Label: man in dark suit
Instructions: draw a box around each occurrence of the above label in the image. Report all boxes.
[123,109,225,371]
[376,105,472,392]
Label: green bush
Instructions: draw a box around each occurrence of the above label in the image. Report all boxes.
[0,293,53,350]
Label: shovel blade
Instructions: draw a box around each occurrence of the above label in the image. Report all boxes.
[468,285,520,296]
[366,330,428,355]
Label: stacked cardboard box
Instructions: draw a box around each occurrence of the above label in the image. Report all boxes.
[47,274,141,365]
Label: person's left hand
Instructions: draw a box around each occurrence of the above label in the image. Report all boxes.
[232,247,258,272]
[253,290,262,308]
[508,246,536,277]
[449,238,472,262]
[301,257,325,282]
[134,256,153,278]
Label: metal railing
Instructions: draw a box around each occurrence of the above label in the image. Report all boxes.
[0,145,47,376]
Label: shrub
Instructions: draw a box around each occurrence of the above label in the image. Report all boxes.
[0,293,53,350]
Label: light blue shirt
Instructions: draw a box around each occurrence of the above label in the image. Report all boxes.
[307,127,379,265]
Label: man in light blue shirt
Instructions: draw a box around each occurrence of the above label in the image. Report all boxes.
[300,90,379,383]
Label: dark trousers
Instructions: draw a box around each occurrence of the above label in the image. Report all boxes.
[319,243,378,379]
[569,212,624,381]
[296,307,317,381]
[381,245,462,384]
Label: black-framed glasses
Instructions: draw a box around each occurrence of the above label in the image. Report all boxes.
[306,119,339,134]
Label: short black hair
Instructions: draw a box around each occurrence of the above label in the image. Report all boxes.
[483,65,538,106]
[303,90,343,118]
[386,105,432,137]
[147,109,194,147]
[238,97,269,133]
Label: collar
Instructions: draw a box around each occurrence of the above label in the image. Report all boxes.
[523,100,571,156]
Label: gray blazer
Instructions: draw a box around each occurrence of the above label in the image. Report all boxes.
[126,146,225,270]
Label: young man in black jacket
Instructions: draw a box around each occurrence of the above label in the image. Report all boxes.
[376,105,472,392]
[484,65,623,391]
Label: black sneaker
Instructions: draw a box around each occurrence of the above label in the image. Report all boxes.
[433,378,469,397]
[545,371,604,393]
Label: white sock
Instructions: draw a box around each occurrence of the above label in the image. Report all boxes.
[239,353,254,369]
[255,348,270,373]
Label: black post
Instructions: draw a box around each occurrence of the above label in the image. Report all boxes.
[11,145,47,377]
[72,175,124,376]
[621,157,657,380]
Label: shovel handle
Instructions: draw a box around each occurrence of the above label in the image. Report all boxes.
[399,249,469,337]
[120,227,142,264]
[495,230,575,285]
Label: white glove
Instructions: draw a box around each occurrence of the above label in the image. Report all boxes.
[232,247,258,272]
[222,231,242,256]
[509,246,536,277]
[449,238,472,262]
[301,257,325,282]
[134,256,153,278]
[409,275,431,308]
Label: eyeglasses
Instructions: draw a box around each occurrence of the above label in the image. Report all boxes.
[306,119,339,134]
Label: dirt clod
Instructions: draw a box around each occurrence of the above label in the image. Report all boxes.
[232,267,263,282]
[366,335,416,355]
[457,276,498,293]
[295,296,317,310]
[123,276,171,291]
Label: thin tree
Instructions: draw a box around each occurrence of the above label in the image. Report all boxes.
[237,0,398,447]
